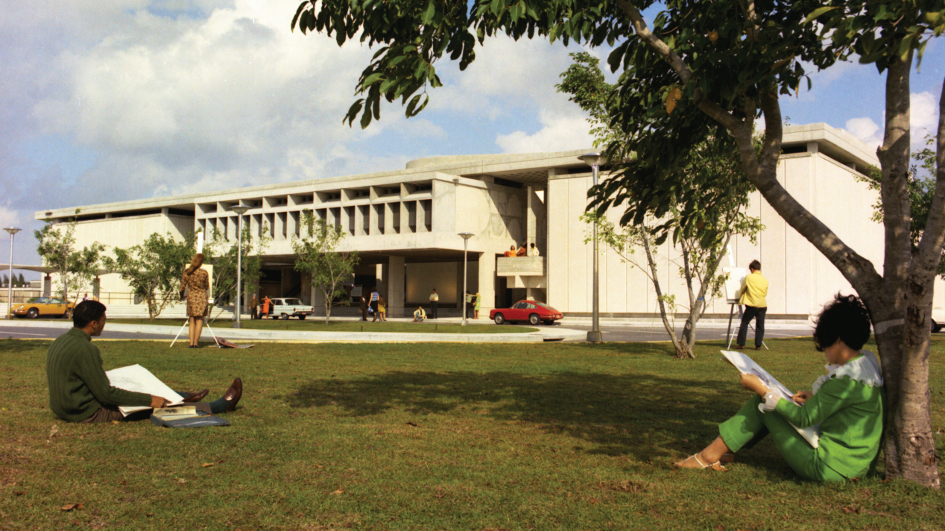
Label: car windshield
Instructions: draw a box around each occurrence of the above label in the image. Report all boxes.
[282,299,303,305]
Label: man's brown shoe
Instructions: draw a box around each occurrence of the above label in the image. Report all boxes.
[182,389,209,403]
[222,378,242,412]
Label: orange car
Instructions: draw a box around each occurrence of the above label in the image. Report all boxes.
[13,297,76,319]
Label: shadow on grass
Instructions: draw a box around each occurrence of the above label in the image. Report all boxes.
[283,369,752,463]
[0,338,48,353]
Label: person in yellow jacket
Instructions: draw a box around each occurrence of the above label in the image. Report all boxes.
[736,260,768,350]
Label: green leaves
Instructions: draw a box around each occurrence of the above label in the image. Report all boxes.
[104,232,197,320]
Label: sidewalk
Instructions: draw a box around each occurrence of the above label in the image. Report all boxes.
[1,316,588,343]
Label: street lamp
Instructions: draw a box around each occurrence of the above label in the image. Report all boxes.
[4,228,21,319]
[579,153,602,343]
[230,205,250,328]
[458,232,474,326]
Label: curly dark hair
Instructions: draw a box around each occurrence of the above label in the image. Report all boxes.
[813,293,871,352]
[73,300,107,329]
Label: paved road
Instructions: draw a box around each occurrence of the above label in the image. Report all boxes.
[558,322,814,343]
[0,318,814,344]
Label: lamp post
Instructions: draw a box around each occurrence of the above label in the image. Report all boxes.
[230,205,250,328]
[4,228,21,319]
[578,153,602,343]
[458,232,474,326]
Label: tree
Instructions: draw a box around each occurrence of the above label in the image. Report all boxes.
[202,223,272,322]
[35,214,105,303]
[292,214,359,324]
[561,52,762,359]
[102,233,197,320]
[17,274,25,288]
[292,0,945,486]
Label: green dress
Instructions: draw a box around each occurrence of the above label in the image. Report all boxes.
[719,351,884,481]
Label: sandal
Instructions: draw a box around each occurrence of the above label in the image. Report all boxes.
[674,453,727,471]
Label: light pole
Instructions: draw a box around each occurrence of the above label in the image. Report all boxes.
[230,205,250,328]
[579,153,602,343]
[4,228,21,319]
[458,232,473,326]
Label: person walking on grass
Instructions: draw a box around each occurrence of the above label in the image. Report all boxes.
[735,260,768,350]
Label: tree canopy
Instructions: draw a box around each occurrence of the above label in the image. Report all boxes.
[293,0,945,487]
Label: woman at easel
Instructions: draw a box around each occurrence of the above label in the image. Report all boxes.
[180,253,210,348]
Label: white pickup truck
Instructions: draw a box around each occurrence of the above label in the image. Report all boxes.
[269,298,315,320]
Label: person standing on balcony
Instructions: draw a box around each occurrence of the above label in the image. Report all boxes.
[504,245,516,257]
[516,243,527,256]
[429,288,438,319]
[528,243,540,257]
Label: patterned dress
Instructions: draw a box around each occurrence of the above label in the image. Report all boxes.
[181,268,210,317]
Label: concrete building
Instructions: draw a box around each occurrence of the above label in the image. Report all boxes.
[27,123,905,320]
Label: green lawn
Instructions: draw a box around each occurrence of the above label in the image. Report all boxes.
[109,318,536,334]
[2,337,944,530]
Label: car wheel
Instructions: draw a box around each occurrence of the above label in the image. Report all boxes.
[27,308,39,319]
[528,313,541,326]
[281,313,289,320]
[933,320,941,333]
[494,313,505,325]
[299,315,306,320]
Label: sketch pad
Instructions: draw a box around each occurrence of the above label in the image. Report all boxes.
[720,350,820,448]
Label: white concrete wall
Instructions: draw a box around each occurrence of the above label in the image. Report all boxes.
[548,147,883,318]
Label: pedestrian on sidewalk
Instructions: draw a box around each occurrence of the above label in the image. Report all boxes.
[429,288,438,319]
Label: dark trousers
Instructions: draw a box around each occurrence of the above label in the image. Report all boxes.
[431,301,438,319]
[737,306,767,347]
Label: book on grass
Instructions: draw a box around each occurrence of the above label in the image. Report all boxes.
[719,350,820,448]
[105,364,184,416]
[150,412,230,428]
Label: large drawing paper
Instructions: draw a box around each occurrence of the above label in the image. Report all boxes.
[722,267,748,302]
[720,350,820,448]
[105,364,184,416]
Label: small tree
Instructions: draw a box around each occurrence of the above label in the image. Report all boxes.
[563,53,762,358]
[17,274,25,288]
[292,214,359,324]
[35,213,105,302]
[103,233,197,320]
[202,223,272,322]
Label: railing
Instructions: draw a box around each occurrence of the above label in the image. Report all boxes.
[496,256,545,277]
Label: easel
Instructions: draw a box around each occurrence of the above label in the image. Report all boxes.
[170,316,220,348]
[725,300,768,350]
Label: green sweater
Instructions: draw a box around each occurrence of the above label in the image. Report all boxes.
[46,328,152,422]
[774,374,885,479]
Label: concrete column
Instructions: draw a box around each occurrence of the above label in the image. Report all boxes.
[478,253,496,316]
[382,256,406,317]
[43,275,51,297]
[313,285,326,315]
[456,261,465,314]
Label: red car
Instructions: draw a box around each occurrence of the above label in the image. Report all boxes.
[490,300,563,326]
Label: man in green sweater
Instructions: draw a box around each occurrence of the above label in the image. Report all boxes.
[47,300,242,423]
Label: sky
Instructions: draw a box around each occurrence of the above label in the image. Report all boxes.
[1,1,942,278]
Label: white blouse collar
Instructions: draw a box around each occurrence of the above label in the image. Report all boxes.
[812,350,884,393]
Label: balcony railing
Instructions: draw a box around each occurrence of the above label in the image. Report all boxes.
[496,256,545,277]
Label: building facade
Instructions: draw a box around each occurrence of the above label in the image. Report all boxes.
[32,123,905,320]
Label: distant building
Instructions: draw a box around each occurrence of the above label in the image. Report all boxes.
[32,123,896,319]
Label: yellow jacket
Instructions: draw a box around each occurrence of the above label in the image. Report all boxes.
[738,271,768,308]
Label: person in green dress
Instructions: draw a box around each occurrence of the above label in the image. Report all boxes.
[675,294,884,481]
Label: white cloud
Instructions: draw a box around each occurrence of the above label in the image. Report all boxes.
[496,110,593,153]
[911,91,939,145]
[844,117,882,150]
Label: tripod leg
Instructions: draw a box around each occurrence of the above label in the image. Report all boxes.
[170,320,189,348]
[726,303,737,349]
[202,317,221,348]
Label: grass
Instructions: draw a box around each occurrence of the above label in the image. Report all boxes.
[107,318,536,334]
[2,336,944,530]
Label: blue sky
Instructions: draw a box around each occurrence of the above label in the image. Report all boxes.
[1,1,942,278]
